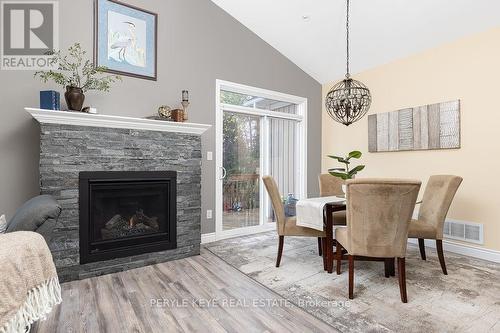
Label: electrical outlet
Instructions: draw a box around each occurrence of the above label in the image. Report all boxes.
[207,151,213,160]
[206,210,213,219]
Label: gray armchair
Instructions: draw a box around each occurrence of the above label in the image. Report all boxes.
[6,195,61,241]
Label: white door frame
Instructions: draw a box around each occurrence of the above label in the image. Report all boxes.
[214,79,308,241]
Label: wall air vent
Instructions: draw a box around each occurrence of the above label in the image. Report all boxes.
[443,219,483,245]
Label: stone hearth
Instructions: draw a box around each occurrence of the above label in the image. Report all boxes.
[26,108,210,281]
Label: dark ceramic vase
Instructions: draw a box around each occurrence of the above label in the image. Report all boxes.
[64,86,85,111]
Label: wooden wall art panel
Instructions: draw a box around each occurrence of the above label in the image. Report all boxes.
[368,100,460,152]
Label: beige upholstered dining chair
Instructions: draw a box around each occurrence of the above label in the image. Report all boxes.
[318,174,346,226]
[318,173,344,196]
[408,175,463,275]
[262,176,325,267]
[336,178,421,303]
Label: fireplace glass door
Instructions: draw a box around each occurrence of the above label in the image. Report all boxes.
[90,182,168,242]
[79,171,176,264]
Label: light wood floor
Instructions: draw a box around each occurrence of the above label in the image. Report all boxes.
[33,248,335,333]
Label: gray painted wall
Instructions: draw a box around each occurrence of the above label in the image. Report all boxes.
[0,0,321,234]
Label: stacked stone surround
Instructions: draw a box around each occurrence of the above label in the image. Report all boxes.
[39,123,202,282]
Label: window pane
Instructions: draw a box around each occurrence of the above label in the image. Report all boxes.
[221,90,297,114]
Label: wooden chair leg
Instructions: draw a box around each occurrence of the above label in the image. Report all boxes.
[397,257,408,303]
[322,237,327,270]
[390,258,395,276]
[348,255,354,299]
[336,241,342,275]
[436,239,448,275]
[276,236,284,267]
[418,238,426,260]
[317,237,322,256]
[384,258,393,278]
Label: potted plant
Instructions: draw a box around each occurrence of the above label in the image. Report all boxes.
[34,43,121,111]
[327,150,365,194]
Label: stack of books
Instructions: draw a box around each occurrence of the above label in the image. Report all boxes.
[40,90,60,110]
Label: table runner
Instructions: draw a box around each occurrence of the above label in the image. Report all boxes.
[296,196,346,231]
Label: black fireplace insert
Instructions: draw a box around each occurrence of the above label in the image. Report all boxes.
[79,171,176,264]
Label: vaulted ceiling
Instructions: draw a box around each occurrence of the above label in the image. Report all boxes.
[211,0,500,83]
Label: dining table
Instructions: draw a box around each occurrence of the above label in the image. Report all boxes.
[321,201,347,274]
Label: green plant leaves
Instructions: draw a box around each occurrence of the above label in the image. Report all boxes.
[327,155,342,161]
[348,165,365,177]
[327,151,365,180]
[34,43,121,92]
[329,171,350,180]
[327,155,350,164]
[348,151,362,159]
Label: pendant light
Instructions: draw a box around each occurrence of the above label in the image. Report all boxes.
[325,0,371,126]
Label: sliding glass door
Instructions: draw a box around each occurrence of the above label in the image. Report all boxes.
[222,112,261,230]
[216,81,307,238]
[267,117,299,223]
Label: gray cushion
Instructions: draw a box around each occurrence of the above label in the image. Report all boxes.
[6,195,61,238]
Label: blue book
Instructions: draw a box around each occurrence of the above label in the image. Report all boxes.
[40,90,60,110]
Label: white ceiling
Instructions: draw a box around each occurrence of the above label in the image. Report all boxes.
[211,0,500,83]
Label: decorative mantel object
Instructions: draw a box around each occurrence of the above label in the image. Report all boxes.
[65,87,84,111]
[95,0,158,80]
[171,109,185,122]
[157,105,172,119]
[181,90,190,121]
[368,100,460,152]
[34,43,121,111]
[82,106,98,114]
[325,0,371,126]
[40,90,60,110]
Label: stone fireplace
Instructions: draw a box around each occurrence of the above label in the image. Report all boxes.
[26,108,210,281]
[79,171,177,264]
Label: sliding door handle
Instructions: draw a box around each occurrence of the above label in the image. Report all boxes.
[220,166,227,180]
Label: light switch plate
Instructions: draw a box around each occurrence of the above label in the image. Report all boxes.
[207,151,213,160]
[206,210,213,219]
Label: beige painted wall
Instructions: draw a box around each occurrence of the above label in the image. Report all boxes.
[322,27,500,251]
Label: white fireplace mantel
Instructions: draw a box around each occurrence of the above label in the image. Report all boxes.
[25,108,211,135]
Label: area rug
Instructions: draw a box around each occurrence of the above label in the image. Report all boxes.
[205,232,500,332]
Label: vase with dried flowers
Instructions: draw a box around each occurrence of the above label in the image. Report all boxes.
[34,43,121,111]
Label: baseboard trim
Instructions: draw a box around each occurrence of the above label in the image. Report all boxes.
[201,224,276,244]
[201,232,216,244]
[408,238,500,263]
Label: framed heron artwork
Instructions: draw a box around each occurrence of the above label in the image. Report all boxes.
[94,0,157,80]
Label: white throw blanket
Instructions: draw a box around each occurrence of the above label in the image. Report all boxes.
[0,232,62,333]
[296,196,346,231]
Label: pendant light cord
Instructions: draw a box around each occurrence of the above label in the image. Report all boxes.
[325,0,371,126]
[345,0,350,79]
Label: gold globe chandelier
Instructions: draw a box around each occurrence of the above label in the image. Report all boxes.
[325,0,371,126]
